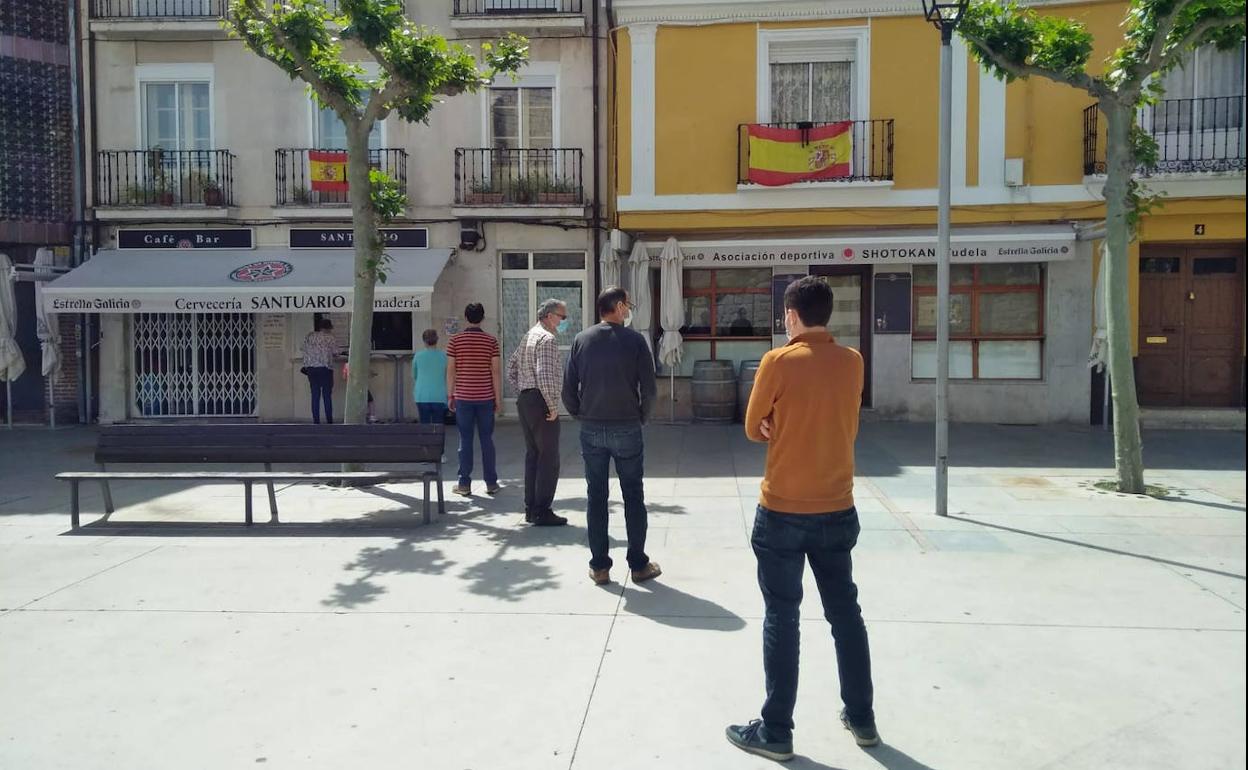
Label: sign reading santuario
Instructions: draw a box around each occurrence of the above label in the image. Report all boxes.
[288,228,429,249]
[118,228,255,250]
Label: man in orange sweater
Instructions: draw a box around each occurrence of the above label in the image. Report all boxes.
[726,276,878,762]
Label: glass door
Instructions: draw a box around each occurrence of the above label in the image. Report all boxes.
[499,251,589,414]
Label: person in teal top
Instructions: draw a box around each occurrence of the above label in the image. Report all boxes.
[412,329,449,424]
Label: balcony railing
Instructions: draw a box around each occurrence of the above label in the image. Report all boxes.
[453,0,583,15]
[455,148,585,207]
[1083,96,1246,175]
[275,148,408,207]
[90,0,223,19]
[95,149,236,207]
[737,120,895,185]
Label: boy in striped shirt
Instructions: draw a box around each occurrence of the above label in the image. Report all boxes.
[446,303,503,496]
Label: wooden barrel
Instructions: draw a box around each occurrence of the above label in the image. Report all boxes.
[691,360,737,423]
[738,360,762,418]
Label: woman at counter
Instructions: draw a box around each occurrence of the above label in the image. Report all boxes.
[300,318,339,424]
[412,329,448,424]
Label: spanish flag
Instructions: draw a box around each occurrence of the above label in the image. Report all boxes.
[747,122,853,186]
[308,150,349,192]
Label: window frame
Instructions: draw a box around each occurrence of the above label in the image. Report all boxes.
[756,27,870,124]
[911,263,1047,380]
[479,63,560,149]
[134,64,215,150]
[678,267,773,361]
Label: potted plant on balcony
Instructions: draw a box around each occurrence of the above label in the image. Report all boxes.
[185,170,225,206]
[509,175,542,205]
[537,177,580,206]
[464,179,504,205]
[153,172,176,206]
[291,185,312,205]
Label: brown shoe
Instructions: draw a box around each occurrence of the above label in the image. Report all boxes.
[590,568,611,586]
[631,562,662,583]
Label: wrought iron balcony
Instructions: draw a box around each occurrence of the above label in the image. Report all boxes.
[454,148,585,207]
[452,0,583,15]
[95,149,236,207]
[1083,96,1246,175]
[275,148,408,207]
[737,120,895,185]
[90,0,223,19]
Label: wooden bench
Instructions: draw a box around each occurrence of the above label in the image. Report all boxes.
[56,423,446,529]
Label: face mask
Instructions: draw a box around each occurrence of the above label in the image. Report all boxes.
[622,312,633,327]
[783,313,794,341]
[556,318,571,334]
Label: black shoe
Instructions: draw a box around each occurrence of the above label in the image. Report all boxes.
[725,720,794,762]
[486,483,502,495]
[524,509,537,524]
[840,709,880,747]
[532,511,568,527]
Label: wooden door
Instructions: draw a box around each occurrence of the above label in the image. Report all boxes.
[1137,245,1244,407]
[1185,249,1244,406]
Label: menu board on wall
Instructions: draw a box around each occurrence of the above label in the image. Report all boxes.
[873,272,912,334]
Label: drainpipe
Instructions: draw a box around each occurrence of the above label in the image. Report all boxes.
[86,11,101,423]
[591,0,603,305]
[67,0,87,423]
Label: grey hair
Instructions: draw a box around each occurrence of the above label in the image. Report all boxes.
[537,298,567,321]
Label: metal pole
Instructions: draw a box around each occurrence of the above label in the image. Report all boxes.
[935,27,953,517]
[5,381,10,428]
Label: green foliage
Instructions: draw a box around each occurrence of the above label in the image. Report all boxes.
[369,168,405,223]
[224,0,528,128]
[960,2,1094,82]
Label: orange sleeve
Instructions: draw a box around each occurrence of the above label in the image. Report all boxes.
[744,352,780,443]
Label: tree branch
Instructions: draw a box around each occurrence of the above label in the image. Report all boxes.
[961,31,1109,99]
[231,0,358,119]
[1136,2,1187,81]
[1154,15,1240,75]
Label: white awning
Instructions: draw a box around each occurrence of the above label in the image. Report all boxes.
[641,224,1079,267]
[40,248,453,314]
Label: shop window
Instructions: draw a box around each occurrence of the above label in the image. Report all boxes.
[371,311,413,353]
[661,268,773,376]
[911,263,1045,380]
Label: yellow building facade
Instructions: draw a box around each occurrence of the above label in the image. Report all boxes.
[609,0,1245,422]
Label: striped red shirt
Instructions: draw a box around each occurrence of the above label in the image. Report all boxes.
[447,327,500,402]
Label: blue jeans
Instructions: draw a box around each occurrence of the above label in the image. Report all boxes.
[416,402,445,425]
[752,505,873,742]
[455,400,497,487]
[581,422,649,571]
[306,367,333,424]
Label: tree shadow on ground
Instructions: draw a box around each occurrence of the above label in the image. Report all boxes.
[620,579,746,631]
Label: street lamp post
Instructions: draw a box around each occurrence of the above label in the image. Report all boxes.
[921,0,968,517]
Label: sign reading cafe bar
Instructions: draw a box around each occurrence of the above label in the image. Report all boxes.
[118,228,255,250]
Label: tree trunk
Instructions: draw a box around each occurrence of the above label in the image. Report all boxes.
[1100,100,1146,494]
[344,123,379,427]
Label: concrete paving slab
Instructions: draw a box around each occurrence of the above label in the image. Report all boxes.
[0,543,160,610]
[0,610,611,770]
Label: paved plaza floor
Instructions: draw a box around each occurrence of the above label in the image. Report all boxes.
[1,421,1244,770]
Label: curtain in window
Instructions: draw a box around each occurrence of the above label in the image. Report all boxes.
[811,62,852,123]
[316,90,381,150]
[770,63,810,123]
[143,82,209,150]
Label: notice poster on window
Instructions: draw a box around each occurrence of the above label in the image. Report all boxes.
[873,272,912,334]
[772,273,804,334]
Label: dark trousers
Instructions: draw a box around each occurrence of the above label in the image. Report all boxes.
[752,505,874,742]
[517,390,561,516]
[416,402,445,424]
[306,367,334,424]
[581,422,648,571]
[455,400,497,486]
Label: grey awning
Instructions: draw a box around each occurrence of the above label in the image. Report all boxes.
[41,248,452,313]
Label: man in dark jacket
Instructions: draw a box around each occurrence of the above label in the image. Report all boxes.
[563,286,661,586]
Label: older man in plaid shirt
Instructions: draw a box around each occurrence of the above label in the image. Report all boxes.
[507,298,571,527]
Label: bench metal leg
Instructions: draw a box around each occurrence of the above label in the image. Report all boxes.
[422,476,432,526]
[263,463,279,522]
[97,463,114,514]
[70,480,80,530]
[243,481,253,525]
[435,464,445,515]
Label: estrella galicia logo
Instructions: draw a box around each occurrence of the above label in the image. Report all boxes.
[229,260,294,283]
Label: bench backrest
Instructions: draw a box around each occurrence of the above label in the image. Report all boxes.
[95,424,445,465]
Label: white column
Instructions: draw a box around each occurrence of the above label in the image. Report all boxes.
[978,66,1007,189]
[951,37,968,191]
[97,315,128,424]
[629,23,658,198]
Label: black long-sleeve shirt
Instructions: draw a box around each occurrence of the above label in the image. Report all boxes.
[562,322,657,424]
